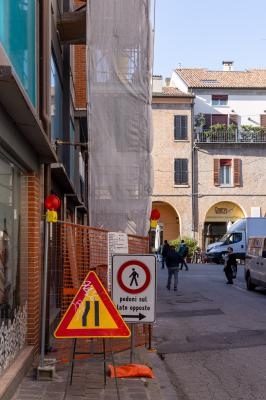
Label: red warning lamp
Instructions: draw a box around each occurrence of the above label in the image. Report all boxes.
[150,209,160,220]
[44,194,61,211]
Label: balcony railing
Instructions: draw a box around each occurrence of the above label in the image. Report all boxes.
[195,129,266,143]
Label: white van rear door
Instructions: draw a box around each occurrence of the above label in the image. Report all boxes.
[247,238,264,281]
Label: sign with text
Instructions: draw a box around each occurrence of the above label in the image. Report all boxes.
[107,232,128,290]
[112,254,156,323]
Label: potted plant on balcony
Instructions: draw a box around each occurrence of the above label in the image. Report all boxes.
[202,123,236,142]
[240,125,264,142]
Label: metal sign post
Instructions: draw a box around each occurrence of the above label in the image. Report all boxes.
[38,195,61,380]
[40,220,49,368]
[130,324,135,363]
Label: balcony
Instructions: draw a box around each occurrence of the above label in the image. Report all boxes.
[195,128,266,143]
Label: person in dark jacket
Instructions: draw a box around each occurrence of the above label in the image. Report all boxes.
[161,240,170,269]
[223,246,237,284]
[165,246,182,291]
[179,240,189,270]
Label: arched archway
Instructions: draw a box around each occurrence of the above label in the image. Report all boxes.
[152,201,180,241]
[203,201,246,248]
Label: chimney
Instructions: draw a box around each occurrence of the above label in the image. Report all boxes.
[165,77,171,87]
[222,61,234,71]
[152,75,163,92]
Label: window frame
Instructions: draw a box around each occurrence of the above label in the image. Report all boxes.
[174,158,188,186]
[174,115,188,141]
[211,95,228,107]
[220,164,232,187]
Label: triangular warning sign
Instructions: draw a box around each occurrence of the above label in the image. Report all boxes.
[54,271,131,338]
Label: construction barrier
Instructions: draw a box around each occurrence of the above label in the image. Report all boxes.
[48,222,151,363]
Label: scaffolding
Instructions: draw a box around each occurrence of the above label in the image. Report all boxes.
[87,0,154,236]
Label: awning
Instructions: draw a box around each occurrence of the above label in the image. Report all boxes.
[0,64,57,164]
[57,10,86,44]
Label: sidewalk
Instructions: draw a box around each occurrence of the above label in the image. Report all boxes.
[10,345,169,400]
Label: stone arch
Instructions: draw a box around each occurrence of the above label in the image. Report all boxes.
[152,201,181,241]
[203,201,246,248]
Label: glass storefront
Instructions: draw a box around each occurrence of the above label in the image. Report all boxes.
[0,1,36,106]
[0,152,28,373]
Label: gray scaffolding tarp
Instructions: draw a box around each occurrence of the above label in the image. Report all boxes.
[87,0,153,235]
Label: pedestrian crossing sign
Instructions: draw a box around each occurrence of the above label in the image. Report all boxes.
[54,271,131,338]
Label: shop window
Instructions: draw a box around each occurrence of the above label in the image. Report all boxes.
[51,56,63,142]
[0,1,36,105]
[0,153,28,320]
[174,116,188,140]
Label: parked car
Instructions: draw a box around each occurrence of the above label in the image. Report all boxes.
[245,237,266,291]
[206,218,266,264]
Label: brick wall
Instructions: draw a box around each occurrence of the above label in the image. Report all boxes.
[27,172,42,350]
[74,0,87,109]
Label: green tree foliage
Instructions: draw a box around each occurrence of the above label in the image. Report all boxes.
[170,237,198,257]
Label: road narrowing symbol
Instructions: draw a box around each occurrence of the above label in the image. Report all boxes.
[54,271,131,338]
[112,255,156,323]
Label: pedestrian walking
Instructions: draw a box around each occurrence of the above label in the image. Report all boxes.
[161,240,170,269]
[179,240,189,270]
[223,246,237,284]
[165,246,181,291]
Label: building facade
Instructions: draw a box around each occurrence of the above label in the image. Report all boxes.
[0,0,88,393]
[152,64,266,248]
[152,77,194,241]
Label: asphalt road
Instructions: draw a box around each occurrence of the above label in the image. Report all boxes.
[153,262,266,400]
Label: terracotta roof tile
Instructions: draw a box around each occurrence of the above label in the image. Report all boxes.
[153,86,194,97]
[175,68,266,88]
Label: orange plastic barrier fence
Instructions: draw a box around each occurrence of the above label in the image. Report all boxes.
[49,222,151,363]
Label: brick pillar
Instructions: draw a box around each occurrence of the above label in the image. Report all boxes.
[27,172,42,350]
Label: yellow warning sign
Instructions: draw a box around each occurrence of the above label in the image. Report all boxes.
[54,271,130,338]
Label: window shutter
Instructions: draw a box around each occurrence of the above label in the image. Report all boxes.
[212,95,228,101]
[204,114,211,129]
[233,159,241,187]
[181,116,188,139]
[182,159,188,184]
[174,159,188,184]
[230,114,238,126]
[213,159,220,186]
[174,158,180,184]
[174,116,187,140]
[174,116,180,140]
[260,114,266,129]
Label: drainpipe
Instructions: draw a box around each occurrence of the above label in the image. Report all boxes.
[191,100,196,239]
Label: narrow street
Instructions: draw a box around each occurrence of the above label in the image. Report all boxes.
[153,262,266,400]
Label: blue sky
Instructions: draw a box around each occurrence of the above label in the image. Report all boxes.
[153,0,266,79]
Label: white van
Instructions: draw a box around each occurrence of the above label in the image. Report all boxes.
[245,237,266,291]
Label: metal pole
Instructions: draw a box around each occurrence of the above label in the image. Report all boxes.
[148,324,152,350]
[40,220,49,367]
[130,324,135,363]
